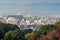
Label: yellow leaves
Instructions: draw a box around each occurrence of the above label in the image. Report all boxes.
[54,21,60,27]
[25,32,35,40]
[25,33,31,39]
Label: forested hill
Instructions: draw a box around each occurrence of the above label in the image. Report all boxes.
[0,22,60,40]
[0,22,32,40]
[0,22,19,40]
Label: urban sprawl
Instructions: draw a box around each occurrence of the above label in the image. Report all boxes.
[0,14,60,30]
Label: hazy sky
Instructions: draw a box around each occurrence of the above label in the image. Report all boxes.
[0,0,60,16]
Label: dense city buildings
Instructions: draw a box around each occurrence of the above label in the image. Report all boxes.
[0,14,60,30]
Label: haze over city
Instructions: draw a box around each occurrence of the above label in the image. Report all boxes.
[0,0,60,40]
[0,0,60,16]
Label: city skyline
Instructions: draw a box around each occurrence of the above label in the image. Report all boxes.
[0,0,60,16]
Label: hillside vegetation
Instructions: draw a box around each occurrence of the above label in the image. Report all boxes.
[0,22,60,40]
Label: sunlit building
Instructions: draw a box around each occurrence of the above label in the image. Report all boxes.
[6,17,18,24]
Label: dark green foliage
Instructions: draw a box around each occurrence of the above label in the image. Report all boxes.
[23,29,33,34]
[25,25,57,40]
[0,22,19,40]
[0,22,59,40]
[38,25,57,35]
[51,36,58,40]
[4,29,26,40]
[29,25,57,40]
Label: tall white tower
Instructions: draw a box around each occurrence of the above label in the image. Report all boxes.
[28,11,31,17]
[26,10,31,17]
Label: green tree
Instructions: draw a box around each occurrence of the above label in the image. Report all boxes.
[4,29,25,40]
[51,36,58,40]
[0,22,19,40]
[4,31,12,40]
[38,25,57,35]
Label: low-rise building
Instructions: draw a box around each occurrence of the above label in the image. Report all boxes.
[6,17,18,24]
